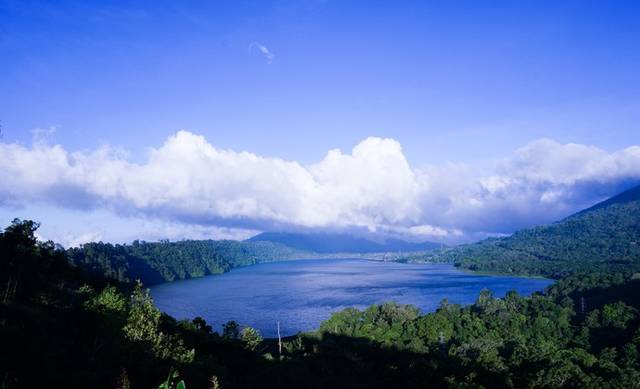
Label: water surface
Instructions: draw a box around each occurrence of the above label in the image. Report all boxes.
[151,259,553,338]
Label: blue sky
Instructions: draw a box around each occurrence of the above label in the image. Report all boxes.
[1,0,640,246]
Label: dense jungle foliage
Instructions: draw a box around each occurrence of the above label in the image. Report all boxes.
[2,217,640,389]
[411,185,640,278]
[66,239,309,285]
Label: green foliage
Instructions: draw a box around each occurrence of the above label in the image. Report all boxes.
[66,239,309,285]
[319,302,422,349]
[124,282,195,364]
[124,281,163,342]
[240,326,263,351]
[416,311,453,343]
[84,285,127,315]
[413,186,640,278]
[157,367,186,389]
[315,274,640,388]
[222,321,240,339]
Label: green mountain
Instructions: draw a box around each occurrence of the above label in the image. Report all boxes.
[66,239,310,285]
[413,185,640,278]
[247,231,443,253]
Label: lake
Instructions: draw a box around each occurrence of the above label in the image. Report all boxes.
[151,258,554,338]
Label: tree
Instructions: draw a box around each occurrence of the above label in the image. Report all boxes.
[192,316,212,334]
[123,281,194,364]
[241,326,263,351]
[124,281,162,342]
[222,320,240,339]
[416,313,453,343]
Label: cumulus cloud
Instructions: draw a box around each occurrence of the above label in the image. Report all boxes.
[249,42,274,64]
[1,133,639,243]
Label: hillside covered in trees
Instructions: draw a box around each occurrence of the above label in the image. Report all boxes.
[411,185,640,278]
[66,239,310,285]
[1,218,640,388]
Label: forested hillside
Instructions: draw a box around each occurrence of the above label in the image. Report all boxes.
[412,185,640,278]
[66,239,309,285]
[2,219,639,389]
[317,272,640,389]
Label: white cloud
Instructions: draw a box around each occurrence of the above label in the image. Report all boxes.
[31,126,58,143]
[1,132,640,243]
[249,42,275,64]
[33,226,105,248]
[131,220,259,242]
[56,230,105,248]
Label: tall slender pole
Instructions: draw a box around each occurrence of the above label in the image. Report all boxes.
[277,321,282,356]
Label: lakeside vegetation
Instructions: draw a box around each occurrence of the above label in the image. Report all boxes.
[408,186,640,279]
[66,239,310,285]
[2,185,640,388]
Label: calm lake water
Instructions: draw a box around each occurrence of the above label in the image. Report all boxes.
[151,258,553,338]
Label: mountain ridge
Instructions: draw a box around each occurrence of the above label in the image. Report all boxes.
[410,184,640,278]
[246,232,443,253]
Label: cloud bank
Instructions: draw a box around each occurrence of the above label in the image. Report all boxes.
[1,131,640,242]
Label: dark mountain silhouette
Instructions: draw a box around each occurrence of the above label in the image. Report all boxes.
[247,232,443,253]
